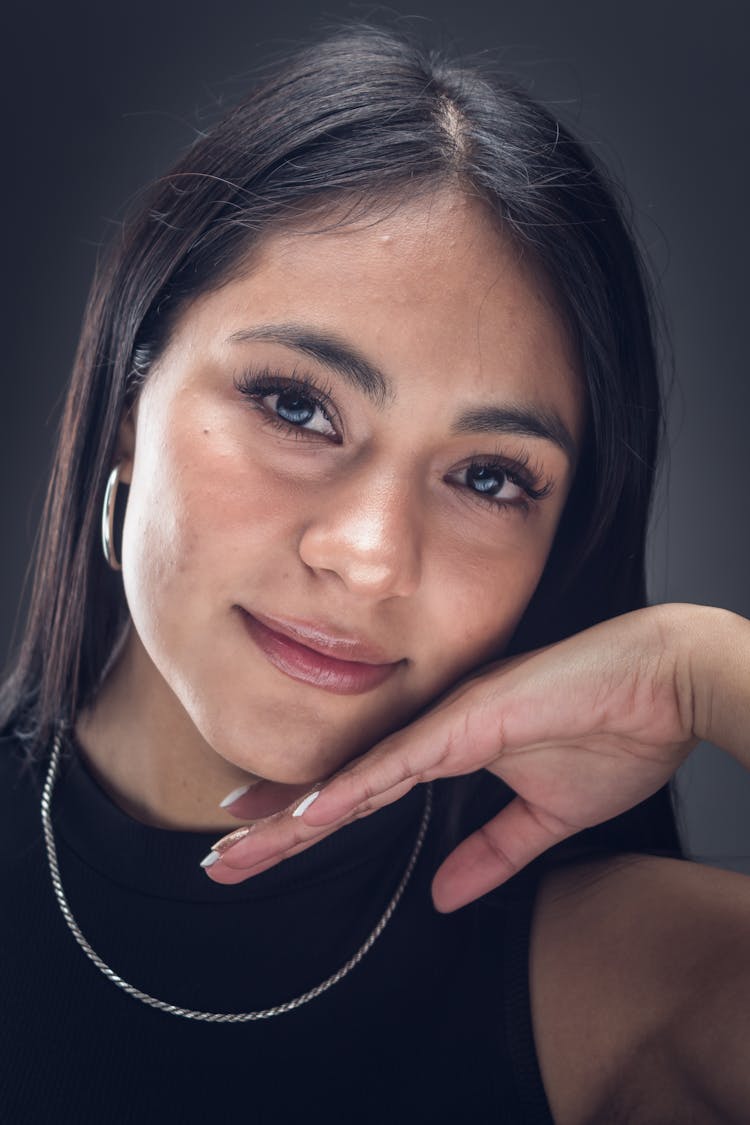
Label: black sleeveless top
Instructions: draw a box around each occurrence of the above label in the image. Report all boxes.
[0,730,555,1124]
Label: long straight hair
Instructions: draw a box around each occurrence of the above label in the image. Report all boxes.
[1,25,682,861]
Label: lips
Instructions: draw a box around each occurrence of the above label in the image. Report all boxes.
[237,608,403,695]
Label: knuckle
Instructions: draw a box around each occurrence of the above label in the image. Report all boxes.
[352,799,376,820]
[477,823,518,877]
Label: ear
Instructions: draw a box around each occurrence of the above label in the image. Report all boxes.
[114,400,139,485]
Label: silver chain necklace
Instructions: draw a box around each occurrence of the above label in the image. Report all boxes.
[41,723,433,1022]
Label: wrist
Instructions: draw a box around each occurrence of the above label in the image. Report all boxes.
[666,602,750,763]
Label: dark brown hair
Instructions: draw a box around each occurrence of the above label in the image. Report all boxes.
[1,24,681,860]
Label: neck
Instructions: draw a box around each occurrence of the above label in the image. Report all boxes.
[73,623,263,832]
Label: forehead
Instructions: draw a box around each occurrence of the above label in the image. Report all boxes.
[171,190,585,441]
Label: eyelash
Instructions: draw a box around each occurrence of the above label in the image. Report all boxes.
[234,366,342,442]
[458,451,554,515]
[233,367,554,514]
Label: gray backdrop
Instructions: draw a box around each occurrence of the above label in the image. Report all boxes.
[3,1,748,871]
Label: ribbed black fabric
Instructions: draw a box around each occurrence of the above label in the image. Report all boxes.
[0,730,555,1124]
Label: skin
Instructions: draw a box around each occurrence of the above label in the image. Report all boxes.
[202,597,750,1119]
[75,189,584,832]
[71,186,750,1118]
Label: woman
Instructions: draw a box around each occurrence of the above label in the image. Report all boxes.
[1,24,748,1124]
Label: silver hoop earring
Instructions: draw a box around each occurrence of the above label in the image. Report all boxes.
[101,463,124,571]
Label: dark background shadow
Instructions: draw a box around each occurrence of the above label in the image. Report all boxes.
[2,0,749,870]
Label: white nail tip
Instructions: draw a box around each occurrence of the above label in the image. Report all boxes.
[292,790,321,818]
[219,783,251,809]
[200,850,221,868]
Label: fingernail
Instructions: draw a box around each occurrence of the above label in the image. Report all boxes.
[219,783,251,809]
[211,825,252,854]
[200,850,221,868]
[292,790,321,818]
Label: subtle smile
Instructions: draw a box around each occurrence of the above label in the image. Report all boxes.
[236,608,404,694]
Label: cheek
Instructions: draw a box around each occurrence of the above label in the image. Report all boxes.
[416,531,550,685]
[120,421,300,640]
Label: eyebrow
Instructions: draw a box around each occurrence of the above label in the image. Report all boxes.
[228,323,391,406]
[228,321,576,465]
[451,405,577,465]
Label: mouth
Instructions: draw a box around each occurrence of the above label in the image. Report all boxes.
[236,608,404,695]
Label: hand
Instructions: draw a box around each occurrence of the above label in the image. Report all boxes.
[205,604,699,910]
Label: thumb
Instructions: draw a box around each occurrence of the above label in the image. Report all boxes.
[431,796,577,913]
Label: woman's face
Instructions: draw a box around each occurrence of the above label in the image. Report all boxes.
[117,191,585,784]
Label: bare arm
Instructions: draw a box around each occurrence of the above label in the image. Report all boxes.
[208,601,750,1117]
[515,605,750,1125]
[662,604,750,1122]
[532,854,750,1125]
[680,603,750,769]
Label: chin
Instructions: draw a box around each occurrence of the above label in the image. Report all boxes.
[207,719,360,786]
[241,748,351,787]
[193,674,416,785]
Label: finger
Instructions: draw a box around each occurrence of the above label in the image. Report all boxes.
[206,773,417,876]
[430,796,578,913]
[207,798,333,873]
[219,779,312,820]
[299,697,487,829]
[205,816,350,884]
[208,679,492,877]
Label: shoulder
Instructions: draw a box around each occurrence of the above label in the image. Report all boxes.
[528,852,750,1124]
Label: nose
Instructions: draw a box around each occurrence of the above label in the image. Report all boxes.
[297,467,422,599]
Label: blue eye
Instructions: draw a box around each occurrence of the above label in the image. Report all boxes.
[465,465,509,495]
[457,463,527,508]
[449,458,554,514]
[234,366,555,514]
[274,389,317,425]
[234,369,340,440]
[265,387,336,436]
